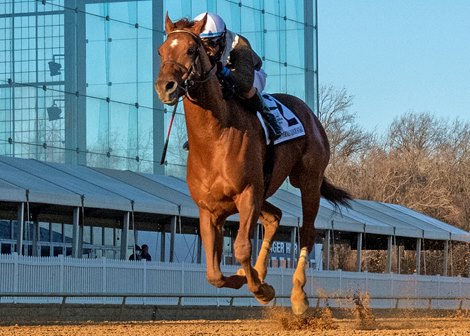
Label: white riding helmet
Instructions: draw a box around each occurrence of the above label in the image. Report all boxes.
[194,12,226,38]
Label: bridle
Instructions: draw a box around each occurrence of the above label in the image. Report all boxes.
[162,29,216,99]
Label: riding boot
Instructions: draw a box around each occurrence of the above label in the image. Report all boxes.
[244,90,283,140]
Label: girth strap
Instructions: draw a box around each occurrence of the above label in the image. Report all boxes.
[263,142,275,198]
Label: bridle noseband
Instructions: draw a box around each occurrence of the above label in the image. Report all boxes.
[162,29,216,97]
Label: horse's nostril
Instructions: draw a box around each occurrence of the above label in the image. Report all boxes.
[165,81,176,92]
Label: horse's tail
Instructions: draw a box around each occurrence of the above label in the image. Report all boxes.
[320,178,352,207]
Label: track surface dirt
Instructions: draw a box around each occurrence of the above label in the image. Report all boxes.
[2,317,470,336]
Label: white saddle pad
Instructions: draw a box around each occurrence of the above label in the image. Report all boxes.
[256,94,305,145]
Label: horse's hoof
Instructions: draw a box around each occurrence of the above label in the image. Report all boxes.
[254,283,275,305]
[291,296,309,315]
[223,275,247,289]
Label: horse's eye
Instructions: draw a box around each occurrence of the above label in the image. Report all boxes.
[187,48,196,56]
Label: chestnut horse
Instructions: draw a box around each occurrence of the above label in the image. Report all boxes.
[155,14,350,315]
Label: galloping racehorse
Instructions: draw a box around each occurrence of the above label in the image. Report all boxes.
[155,14,351,315]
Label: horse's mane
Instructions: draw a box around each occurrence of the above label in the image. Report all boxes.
[173,18,195,30]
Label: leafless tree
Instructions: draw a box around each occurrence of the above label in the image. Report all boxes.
[318,85,374,161]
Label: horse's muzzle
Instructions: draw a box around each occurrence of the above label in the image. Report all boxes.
[155,78,180,105]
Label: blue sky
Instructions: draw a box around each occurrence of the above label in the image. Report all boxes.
[318,1,470,134]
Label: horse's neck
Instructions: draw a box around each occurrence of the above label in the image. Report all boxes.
[183,77,233,144]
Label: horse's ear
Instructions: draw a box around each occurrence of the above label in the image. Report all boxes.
[165,12,175,34]
[192,13,207,35]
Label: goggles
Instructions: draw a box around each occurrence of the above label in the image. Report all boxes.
[201,36,224,48]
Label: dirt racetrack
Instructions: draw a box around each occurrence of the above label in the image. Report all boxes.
[2,315,470,336]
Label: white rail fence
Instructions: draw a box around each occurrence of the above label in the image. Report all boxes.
[1,253,470,309]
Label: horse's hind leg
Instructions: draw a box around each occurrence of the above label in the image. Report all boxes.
[236,201,281,283]
[291,184,321,315]
[254,201,281,282]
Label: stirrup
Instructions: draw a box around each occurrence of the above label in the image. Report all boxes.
[183,141,189,151]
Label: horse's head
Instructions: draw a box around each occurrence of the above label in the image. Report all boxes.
[155,13,210,105]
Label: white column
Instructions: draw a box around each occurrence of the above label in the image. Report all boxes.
[416,238,422,275]
[120,212,130,260]
[169,216,177,262]
[386,235,393,273]
[443,240,449,276]
[160,225,166,262]
[397,244,402,274]
[325,230,331,271]
[32,220,39,256]
[196,232,202,264]
[356,232,363,272]
[72,207,80,258]
[16,203,24,255]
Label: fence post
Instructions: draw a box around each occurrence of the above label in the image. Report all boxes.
[281,265,284,297]
[365,271,368,292]
[13,252,19,294]
[143,260,147,294]
[102,257,107,294]
[414,273,418,309]
[181,263,185,305]
[59,254,64,293]
[437,275,441,309]
[339,269,342,296]
[459,275,462,299]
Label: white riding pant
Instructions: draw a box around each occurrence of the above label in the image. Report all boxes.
[253,68,267,93]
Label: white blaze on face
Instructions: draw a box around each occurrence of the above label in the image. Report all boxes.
[170,39,179,48]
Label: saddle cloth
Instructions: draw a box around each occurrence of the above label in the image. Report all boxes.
[256,94,305,145]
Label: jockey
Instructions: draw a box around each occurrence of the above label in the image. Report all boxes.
[193,12,283,140]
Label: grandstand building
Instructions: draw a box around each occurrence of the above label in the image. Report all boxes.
[1,0,469,280]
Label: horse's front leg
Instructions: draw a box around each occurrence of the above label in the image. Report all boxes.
[199,209,246,289]
[234,189,275,304]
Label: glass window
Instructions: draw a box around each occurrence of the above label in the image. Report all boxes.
[65,246,72,256]
[92,226,103,245]
[40,245,51,257]
[114,228,121,246]
[63,224,73,244]
[164,0,191,19]
[109,38,137,86]
[0,220,12,239]
[39,222,50,242]
[1,243,12,254]
[105,249,116,259]
[104,227,114,246]
[51,223,62,243]
[95,249,103,258]
[0,0,312,178]
[53,245,63,256]
[285,20,304,69]
[217,1,241,33]
[136,2,152,29]
[82,226,91,244]
[240,7,263,54]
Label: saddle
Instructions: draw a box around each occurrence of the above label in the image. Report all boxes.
[257,94,305,145]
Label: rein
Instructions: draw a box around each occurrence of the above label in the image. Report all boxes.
[163,29,216,98]
[159,29,217,165]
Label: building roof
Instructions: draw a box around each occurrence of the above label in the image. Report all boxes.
[0,156,468,242]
